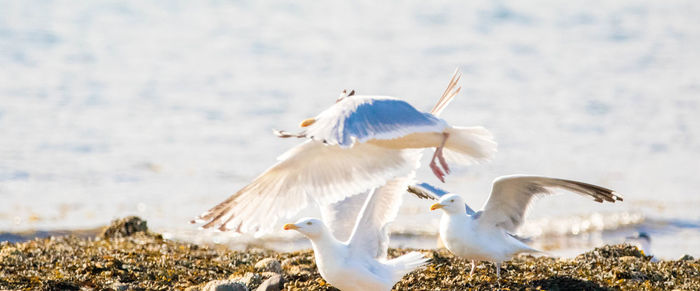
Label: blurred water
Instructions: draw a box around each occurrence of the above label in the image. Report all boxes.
[1,0,700,259]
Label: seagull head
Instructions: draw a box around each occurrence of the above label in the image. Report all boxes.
[283,217,327,238]
[430,194,466,214]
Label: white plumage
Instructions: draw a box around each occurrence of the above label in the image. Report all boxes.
[192,70,497,235]
[413,175,623,278]
[283,176,428,291]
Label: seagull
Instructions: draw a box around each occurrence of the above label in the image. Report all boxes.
[408,175,623,279]
[274,70,496,183]
[283,176,428,291]
[626,232,656,261]
[192,70,496,235]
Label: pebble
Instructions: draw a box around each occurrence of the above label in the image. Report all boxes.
[200,280,248,291]
[255,274,284,291]
[254,258,282,274]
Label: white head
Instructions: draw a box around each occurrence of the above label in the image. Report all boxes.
[430,193,467,214]
[283,217,328,239]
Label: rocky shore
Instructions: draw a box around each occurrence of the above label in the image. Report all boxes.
[1,216,698,290]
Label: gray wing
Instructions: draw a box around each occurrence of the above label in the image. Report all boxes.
[278,70,462,147]
[479,175,623,232]
[303,96,448,147]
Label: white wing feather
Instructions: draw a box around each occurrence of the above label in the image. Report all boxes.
[478,175,623,232]
[347,174,416,259]
[193,140,417,234]
[320,190,371,242]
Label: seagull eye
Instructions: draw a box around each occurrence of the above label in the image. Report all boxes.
[450,199,454,202]
[306,222,312,225]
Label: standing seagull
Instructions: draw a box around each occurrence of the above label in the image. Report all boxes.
[408,175,623,278]
[283,176,428,291]
[192,70,496,235]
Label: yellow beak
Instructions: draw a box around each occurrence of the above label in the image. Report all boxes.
[283,223,298,230]
[430,203,444,211]
[300,118,316,127]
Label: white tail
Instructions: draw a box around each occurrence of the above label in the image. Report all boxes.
[386,251,429,282]
[444,126,497,165]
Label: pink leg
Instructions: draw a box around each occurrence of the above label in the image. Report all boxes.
[429,157,445,182]
[429,132,450,182]
[469,260,476,277]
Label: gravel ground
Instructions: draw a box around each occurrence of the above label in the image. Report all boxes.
[1,217,698,290]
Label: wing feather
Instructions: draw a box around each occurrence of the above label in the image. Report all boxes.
[192,140,417,235]
[320,191,371,242]
[479,175,623,232]
[302,96,448,147]
[347,175,415,259]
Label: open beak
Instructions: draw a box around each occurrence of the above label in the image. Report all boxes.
[300,118,316,127]
[283,223,299,230]
[430,203,444,211]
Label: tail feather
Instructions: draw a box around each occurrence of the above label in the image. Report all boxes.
[385,251,429,282]
[444,126,497,165]
[431,69,462,117]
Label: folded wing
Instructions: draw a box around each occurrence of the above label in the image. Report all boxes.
[478,175,623,232]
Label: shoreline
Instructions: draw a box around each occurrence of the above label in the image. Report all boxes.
[1,216,698,290]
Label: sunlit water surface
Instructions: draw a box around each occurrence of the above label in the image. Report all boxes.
[1,0,699,259]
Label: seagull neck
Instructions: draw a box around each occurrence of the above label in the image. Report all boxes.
[308,231,341,253]
[442,210,471,223]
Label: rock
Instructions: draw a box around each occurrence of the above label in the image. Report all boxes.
[256,274,284,291]
[201,279,248,291]
[280,258,295,269]
[229,272,264,289]
[260,272,279,279]
[100,216,148,239]
[286,265,312,277]
[255,258,282,274]
[111,283,130,291]
[680,254,695,261]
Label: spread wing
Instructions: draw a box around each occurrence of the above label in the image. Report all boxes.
[192,140,417,235]
[303,96,448,147]
[407,182,477,215]
[478,175,623,232]
[347,175,414,259]
[320,190,371,242]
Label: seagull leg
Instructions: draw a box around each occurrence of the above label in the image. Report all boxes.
[437,132,450,174]
[496,262,502,288]
[429,132,450,182]
[429,158,445,183]
[469,260,476,277]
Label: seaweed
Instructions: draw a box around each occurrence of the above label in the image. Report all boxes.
[1,217,698,290]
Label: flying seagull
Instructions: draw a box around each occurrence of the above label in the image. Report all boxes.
[408,175,623,279]
[274,70,495,183]
[283,176,428,291]
[192,70,496,235]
